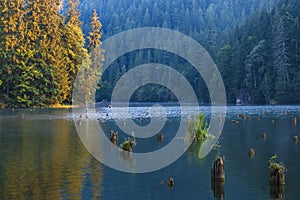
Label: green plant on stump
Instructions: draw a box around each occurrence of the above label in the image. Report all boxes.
[268,154,286,185]
[120,132,136,152]
[120,138,133,152]
[268,154,285,171]
[187,113,212,159]
[188,113,209,141]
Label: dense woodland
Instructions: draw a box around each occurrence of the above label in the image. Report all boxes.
[79,0,281,103]
[0,0,300,106]
[217,0,300,104]
[0,0,103,107]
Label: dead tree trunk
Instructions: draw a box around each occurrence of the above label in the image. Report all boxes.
[270,166,285,185]
[110,130,118,145]
[211,157,225,182]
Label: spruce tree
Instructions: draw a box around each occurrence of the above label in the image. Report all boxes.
[272,15,291,103]
[63,0,90,103]
[74,10,104,104]
[87,10,103,52]
[24,0,68,106]
[0,0,28,106]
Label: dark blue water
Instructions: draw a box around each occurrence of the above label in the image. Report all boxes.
[0,106,300,199]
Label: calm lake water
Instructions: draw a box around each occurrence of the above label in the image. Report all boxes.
[0,105,300,199]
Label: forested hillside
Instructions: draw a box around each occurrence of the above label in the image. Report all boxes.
[76,0,279,103]
[217,0,300,104]
[1,0,299,106]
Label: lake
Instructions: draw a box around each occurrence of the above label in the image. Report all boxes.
[0,105,300,199]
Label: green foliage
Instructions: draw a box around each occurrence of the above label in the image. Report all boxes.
[0,0,103,107]
[88,10,103,52]
[188,113,209,140]
[79,0,279,103]
[75,9,105,104]
[120,137,136,152]
[217,0,300,104]
[3,0,300,105]
[268,154,286,171]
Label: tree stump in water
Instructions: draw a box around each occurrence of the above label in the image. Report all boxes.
[293,136,298,143]
[120,138,136,152]
[248,148,255,158]
[211,157,225,182]
[109,130,118,145]
[157,133,163,143]
[168,177,174,188]
[292,117,297,125]
[270,166,285,185]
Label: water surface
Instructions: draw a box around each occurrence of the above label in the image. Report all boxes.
[0,106,300,199]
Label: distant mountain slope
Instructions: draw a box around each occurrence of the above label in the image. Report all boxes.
[78,0,279,53]
[66,0,287,103]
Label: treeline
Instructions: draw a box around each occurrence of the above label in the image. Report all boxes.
[0,0,103,107]
[217,0,300,104]
[2,0,297,106]
[77,0,279,103]
[79,0,279,51]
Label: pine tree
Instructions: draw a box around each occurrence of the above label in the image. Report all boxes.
[273,17,290,86]
[63,0,90,103]
[24,0,69,106]
[74,9,104,104]
[0,0,28,106]
[65,0,81,27]
[88,9,104,83]
[87,10,103,52]
[272,15,291,103]
[217,45,236,103]
[244,40,268,102]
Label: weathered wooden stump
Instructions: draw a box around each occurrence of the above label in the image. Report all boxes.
[120,138,136,152]
[122,142,133,152]
[211,157,225,182]
[231,120,239,124]
[292,117,297,125]
[157,133,164,143]
[293,136,298,143]
[248,148,255,158]
[270,185,285,199]
[211,181,225,200]
[109,130,118,145]
[168,177,174,187]
[270,166,285,185]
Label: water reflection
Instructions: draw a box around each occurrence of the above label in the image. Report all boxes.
[0,119,103,199]
[211,181,225,200]
[1,106,300,199]
[270,185,285,200]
